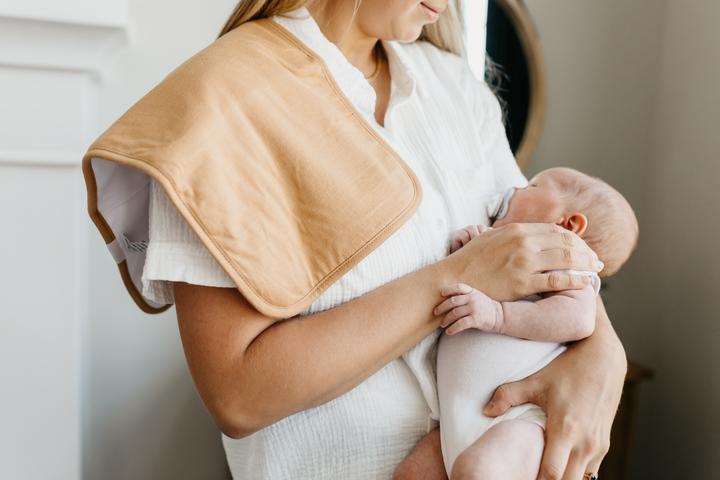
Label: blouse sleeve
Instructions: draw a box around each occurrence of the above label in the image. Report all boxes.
[140,178,235,305]
[465,70,529,192]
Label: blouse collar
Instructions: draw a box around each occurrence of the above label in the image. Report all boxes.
[271,6,417,119]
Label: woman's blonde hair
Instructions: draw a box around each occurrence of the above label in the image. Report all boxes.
[218,0,466,58]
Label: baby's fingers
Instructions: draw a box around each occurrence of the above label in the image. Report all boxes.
[450,229,471,250]
[440,305,473,328]
[445,316,478,335]
[449,238,463,253]
[434,295,472,319]
[433,284,473,316]
[476,224,492,235]
[440,282,474,297]
[450,225,485,253]
[465,224,482,239]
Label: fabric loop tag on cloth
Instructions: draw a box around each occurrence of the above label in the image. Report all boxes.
[122,234,148,254]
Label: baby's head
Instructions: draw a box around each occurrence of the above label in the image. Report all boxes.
[492,167,639,278]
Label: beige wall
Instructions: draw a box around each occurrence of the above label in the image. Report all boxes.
[524,0,720,477]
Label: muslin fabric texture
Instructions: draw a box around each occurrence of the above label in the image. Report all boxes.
[142,6,528,479]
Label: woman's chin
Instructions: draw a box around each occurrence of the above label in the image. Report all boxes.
[390,12,434,42]
[395,23,425,43]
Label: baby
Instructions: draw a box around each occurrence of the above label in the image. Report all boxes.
[395,167,638,480]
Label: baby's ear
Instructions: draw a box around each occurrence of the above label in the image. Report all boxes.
[558,212,588,236]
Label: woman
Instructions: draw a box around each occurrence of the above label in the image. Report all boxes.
[141,1,626,478]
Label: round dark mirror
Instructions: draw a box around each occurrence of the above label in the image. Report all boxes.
[484,0,546,170]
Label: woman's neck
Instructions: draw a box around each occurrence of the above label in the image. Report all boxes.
[306,3,379,77]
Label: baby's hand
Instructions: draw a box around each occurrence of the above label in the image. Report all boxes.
[433,282,504,335]
[449,224,493,254]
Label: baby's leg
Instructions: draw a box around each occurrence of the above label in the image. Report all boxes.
[392,428,447,480]
[437,330,565,476]
[450,419,543,480]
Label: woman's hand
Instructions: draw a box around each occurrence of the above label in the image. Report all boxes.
[447,222,604,301]
[483,296,627,480]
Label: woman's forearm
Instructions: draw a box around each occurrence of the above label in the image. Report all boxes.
[229,257,456,435]
[572,295,627,372]
[180,223,604,438]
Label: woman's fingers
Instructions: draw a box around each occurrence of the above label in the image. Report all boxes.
[536,228,585,250]
[482,377,540,417]
[526,223,586,247]
[584,453,605,479]
[502,222,574,240]
[529,271,592,294]
[508,223,599,261]
[535,248,604,273]
[541,429,608,480]
[537,434,573,480]
[560,451,593,480]
[451,221,602,301]
[577,433,609,480]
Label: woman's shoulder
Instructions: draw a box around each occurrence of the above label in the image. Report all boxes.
[398,39,503,132]
[399,39,500,110]
[399,40,473,85]
[143,178,236,293]
[404,39,468,72]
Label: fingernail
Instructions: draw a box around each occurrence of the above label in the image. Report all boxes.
[483,402,494,414]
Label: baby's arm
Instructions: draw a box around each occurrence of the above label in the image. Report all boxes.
[500,286,597,341]
[435,283,597,342]
[442,224,597,341]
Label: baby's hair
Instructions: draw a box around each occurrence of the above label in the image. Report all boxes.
[549,167,639,278]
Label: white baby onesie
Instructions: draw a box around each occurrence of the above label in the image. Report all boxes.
[436,270,601,476]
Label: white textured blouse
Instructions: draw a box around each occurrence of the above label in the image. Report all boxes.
[141,6,527,479]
